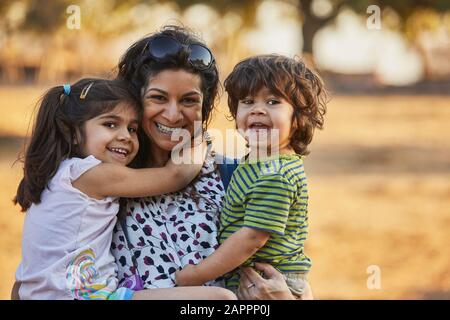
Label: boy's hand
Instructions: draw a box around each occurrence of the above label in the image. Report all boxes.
[175,264,204,286]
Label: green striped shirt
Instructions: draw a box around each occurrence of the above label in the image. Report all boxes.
[219,154,311,288]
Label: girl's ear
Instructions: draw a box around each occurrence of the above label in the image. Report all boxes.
[73,128,82,145]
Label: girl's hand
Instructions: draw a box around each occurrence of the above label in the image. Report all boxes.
[175,264,203,286]
[167,139,209,185]
[237,262,299,300]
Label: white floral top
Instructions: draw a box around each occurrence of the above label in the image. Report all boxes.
[111,152,226,289]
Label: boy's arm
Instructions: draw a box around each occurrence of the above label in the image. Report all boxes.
[175,227,270,286]
[74,142,207,199]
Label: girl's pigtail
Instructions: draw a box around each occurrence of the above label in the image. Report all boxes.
[14,86,74,212]
[14,77,140,212]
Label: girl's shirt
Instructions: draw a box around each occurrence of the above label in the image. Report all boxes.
[16,156,120,300]
[112,151,225,288]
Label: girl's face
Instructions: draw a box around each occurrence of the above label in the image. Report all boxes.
[80,102,139,166]
[141,69,203,152]
[236,87,295,154]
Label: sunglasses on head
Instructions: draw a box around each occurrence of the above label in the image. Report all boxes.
[142,35,214,70]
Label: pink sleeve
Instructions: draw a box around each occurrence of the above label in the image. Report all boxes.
[68,155,102,182]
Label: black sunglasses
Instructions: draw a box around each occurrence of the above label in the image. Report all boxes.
[142,35,214,70]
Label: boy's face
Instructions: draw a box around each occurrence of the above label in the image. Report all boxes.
[80,102,139,166]
[235,87,294,155]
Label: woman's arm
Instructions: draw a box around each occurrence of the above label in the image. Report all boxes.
[74,142,207,199]
[237,262,314,300]
[175,227,270,286]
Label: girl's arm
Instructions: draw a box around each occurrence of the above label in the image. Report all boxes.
[11,281,21,300]
[175,227,270,286]
[74,142,207,199]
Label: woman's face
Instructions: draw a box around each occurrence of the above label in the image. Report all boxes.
[141,69,203,152]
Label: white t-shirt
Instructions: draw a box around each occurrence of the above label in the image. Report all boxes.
[16,156,120,300]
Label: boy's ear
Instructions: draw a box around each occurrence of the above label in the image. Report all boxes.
[291,111,299,130]
[289,110,300,142]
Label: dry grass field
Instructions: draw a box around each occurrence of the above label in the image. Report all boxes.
[0,86,449,299]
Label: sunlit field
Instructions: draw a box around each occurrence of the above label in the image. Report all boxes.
[0,86,449,299]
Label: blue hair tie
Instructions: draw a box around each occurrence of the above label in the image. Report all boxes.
[63,84,71,95]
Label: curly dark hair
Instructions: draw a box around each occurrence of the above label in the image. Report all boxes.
[224,54,328,155]
[115,25,220,209]
[116,25,219,129]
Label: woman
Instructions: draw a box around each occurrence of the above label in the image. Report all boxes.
[112,25,312,300]
[10,25,311,301]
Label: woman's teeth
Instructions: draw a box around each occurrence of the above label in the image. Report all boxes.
[155,122,182,135]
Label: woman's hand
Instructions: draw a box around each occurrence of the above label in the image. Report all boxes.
[237,262,313,300]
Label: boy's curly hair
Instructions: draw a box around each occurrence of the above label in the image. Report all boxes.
[224,54,328,155]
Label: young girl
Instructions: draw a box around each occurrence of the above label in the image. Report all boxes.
[176,54,327,298]
[14,78,235,300]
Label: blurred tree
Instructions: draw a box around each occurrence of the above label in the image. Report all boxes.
[0,0,142,36]
[295,0,450,68]
[2,0,448,50]
[177,1,449,63]
[0,0,70,33]
[176,0,260,26]
[345,0,450,79]
[1,0,448,81]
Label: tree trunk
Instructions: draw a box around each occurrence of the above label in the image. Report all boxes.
[299,0,343,68]
[299,0,321,67]
[300,0,318,56]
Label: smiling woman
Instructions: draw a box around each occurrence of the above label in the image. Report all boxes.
[141,69,203,160]
[111,25,311,300]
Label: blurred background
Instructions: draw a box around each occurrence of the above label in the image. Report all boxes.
[0,0,449,300]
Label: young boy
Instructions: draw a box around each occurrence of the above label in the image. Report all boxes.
[175,54,328,298]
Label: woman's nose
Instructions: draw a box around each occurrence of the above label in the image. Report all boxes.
[162,100,183,123]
